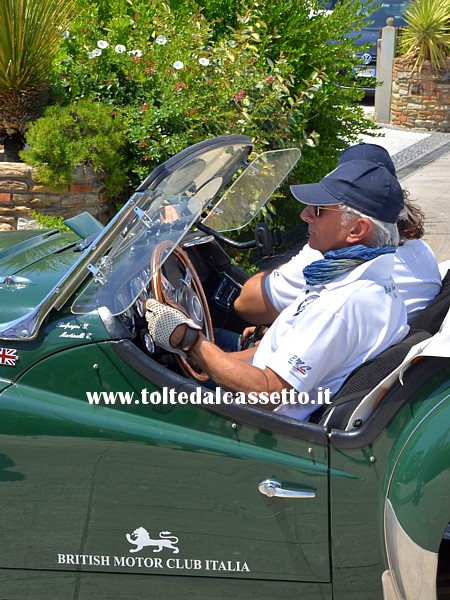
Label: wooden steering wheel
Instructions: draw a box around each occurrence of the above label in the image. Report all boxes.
[150,240,214,382]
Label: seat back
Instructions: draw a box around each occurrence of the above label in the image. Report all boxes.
[314,268,450,429]
[315,329,431,428]
[408,269,450,335]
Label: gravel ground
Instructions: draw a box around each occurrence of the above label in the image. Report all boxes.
[359,103,450,172]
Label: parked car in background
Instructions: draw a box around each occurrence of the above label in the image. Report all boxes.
[326,0,409,96]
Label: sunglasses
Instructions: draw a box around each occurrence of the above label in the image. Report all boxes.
[313,205,345,218]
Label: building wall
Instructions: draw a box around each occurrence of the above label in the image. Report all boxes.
[391,58,450,131]
[0,162,110,230]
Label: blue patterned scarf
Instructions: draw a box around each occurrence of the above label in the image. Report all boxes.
[303,244,396,285]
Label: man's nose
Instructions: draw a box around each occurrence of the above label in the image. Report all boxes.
[301,205,315,223]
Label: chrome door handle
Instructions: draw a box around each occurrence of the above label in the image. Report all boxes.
[258,479,315,499]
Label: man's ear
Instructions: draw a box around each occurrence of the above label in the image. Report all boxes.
[346,217,373,244]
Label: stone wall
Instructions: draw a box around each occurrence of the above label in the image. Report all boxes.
[391,58,450,131]
[0,162,111,230]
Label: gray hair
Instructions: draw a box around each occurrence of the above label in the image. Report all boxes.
[340,207,399,247]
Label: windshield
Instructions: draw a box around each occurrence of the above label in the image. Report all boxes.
[72,143,300,316]
[72,139,252,316]
[0,137,302,340]
[202,149,301,232]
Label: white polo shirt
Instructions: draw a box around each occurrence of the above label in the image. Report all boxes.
[392,239,442,321]
[266,240,441,323]
[253,254,409,420]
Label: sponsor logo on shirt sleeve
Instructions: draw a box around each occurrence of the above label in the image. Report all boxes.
[288,355,311,375]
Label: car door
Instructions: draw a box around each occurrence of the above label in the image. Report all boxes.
[0,342,331,599]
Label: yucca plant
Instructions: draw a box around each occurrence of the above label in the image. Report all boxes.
[0,0,75,160]
[398,0,450,71]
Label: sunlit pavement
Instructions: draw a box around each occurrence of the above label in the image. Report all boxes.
[358,100,450,263]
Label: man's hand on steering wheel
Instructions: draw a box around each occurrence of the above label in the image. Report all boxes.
[150,241,214,382]
[145,299,201,358]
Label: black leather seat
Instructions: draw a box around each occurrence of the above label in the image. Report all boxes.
[408,269,450,335]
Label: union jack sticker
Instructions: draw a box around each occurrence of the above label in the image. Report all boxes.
[0,348,18,366]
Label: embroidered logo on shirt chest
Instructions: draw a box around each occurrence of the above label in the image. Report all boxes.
[293,292,320,316]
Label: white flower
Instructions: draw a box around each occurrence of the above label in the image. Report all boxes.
[97,40,109,49]
[173,61,184,70]
[89,48,102,58]
[61,31,70,40]
[199,57,210,66]
[155,35,167,45]
[129,49,143,57]
[115,44,126,53]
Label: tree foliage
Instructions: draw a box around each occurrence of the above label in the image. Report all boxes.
[23,0,376,220]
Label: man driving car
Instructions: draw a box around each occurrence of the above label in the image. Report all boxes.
[146,159,409,421]
[235,142,441,329]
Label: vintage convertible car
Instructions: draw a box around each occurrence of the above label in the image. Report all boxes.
[0,135,448,600]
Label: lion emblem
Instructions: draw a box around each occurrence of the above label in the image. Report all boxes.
[126,527,179,554]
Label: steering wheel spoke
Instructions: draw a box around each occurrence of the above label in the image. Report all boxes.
[159,273,176,304]
[181,267,193,288]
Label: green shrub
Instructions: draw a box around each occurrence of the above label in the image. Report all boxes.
[20,0,377,249]
[27,210,71,231]
[51,0,374,184]
[21,101,128,196]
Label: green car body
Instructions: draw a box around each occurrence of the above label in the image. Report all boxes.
[0,136,448,600]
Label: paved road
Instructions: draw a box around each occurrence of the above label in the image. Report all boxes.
[397,142,450,264]
[360,106,450,265]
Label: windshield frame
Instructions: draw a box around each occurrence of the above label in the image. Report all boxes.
[0,136,253,341]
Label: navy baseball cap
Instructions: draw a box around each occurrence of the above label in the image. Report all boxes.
[339,142,396,176]
[290,159,404,224]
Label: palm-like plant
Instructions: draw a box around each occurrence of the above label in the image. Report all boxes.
[398,0,450,71]
[0,0,74,160]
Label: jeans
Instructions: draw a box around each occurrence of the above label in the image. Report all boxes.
[213,328,241,352]
[201,328,241,390]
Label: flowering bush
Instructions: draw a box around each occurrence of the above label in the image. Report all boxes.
[177,0,375,175]
[22,0,375,237]
[49,0,362,192]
